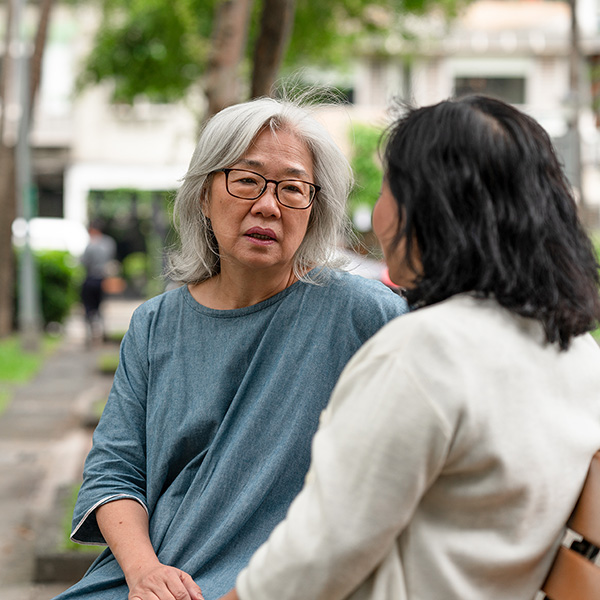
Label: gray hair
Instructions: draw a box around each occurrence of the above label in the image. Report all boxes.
[166,96,354,284]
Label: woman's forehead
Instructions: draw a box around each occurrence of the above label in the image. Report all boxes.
[236,128,314,177]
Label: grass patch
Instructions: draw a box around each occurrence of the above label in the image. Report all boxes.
[60,484,101,553]
[83,397,107,427]
[0,337,51,383]
[104,330,126,345]
[93,398,107,420]
[97,353,119,375]
[0,388,11,414]
[0,335,61,417]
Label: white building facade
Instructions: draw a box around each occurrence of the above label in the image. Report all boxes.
[24,0,600,229]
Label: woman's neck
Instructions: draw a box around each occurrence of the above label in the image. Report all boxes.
[188,266,299,310]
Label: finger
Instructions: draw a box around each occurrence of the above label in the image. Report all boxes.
[163,572,199,600]
[129,593,161,600]
[131,577,175,600]
[179,571,205,600]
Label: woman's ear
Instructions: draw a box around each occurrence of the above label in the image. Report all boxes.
[200,186,211,220]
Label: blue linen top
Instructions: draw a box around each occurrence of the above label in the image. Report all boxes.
[56,269,408,600]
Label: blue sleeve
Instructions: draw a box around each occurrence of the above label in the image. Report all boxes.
[70,309,150,545]
[342,275,410,343]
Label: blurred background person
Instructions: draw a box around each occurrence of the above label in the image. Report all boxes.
[80,219,117,345]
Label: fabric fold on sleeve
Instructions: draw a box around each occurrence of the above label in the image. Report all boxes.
[70,494,149,545]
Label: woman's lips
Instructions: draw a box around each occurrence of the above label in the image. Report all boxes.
[245,227,277,243]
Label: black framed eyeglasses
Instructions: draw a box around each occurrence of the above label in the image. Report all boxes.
[218,168,320,210]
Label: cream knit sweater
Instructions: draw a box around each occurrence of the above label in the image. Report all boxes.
[237,294,600,600]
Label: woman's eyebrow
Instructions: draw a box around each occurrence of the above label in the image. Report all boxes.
[235,158,310,179]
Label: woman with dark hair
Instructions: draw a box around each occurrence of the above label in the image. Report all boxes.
[221,96,600,600]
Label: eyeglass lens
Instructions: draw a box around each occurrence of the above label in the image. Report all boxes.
[226,169,313,208]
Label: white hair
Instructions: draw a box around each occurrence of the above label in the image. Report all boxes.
[166,96,354,284]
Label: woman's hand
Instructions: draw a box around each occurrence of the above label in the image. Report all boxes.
[96,499,204,600]
[128,563,204,600]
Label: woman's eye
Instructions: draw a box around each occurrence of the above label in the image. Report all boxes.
[282,183,302,194]
[232,176,259,186]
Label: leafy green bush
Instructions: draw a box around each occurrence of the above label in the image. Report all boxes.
[348,123,383,221]
[122,251,148,296]
[15,250,83,328]
[37,251,83,325]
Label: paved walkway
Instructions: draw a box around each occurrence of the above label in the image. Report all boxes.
[0,299,141,600]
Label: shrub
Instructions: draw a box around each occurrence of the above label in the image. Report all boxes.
[37,251,83,326]
[122,251,148,296]
[348,123,383,224]
[15,250,83,328]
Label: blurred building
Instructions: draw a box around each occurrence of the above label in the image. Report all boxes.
[29,4,197,226]
[19,0,600,227]
[351,0,600,224]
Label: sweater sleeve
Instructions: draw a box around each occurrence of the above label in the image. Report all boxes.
[70,309,150,545]
[236,342,452,600]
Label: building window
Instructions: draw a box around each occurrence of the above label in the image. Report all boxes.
[454,76,526,104]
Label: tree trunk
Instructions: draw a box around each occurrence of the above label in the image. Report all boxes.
[251,0,296,98]
[204,0,254,118]
[0,0,54,337]
[29,0,54,118]
[0,146,17,337]
[0,0,16,337]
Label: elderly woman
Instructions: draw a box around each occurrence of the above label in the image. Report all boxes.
[223,96,600,600]
[53,98,407,600]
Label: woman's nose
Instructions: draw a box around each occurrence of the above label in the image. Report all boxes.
[251,182,281,217]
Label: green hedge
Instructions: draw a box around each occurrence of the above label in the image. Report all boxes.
[348,123,382,221]
[15,250,83,328]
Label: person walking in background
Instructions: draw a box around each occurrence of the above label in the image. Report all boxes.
[53,96,408,600]
[221,95,600,600]
[80,220,117,345]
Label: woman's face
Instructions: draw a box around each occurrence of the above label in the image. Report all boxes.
[372,179,421,289]
[204,127,314,279]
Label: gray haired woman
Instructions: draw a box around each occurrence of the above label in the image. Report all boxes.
[54,97,408,600]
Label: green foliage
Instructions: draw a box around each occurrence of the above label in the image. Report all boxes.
[104,330,127,344]
[79,0,213,103]
[35,251,83,326]
[122,251,150,295]
[593,231,600,262]
[348,122,383,217]
[283,1,401,68]
[60,484,103,553]
[0,336,47,383]
[88,188,174,299]
[15,250,82,328]
[0,389,10,416]
[97,352,120,374]
[0,335,60,417]
[79,0,465,105]
[78,0,218,104]
[93,397,108,420]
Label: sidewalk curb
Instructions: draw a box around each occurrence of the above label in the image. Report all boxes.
[33,485,102,584]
